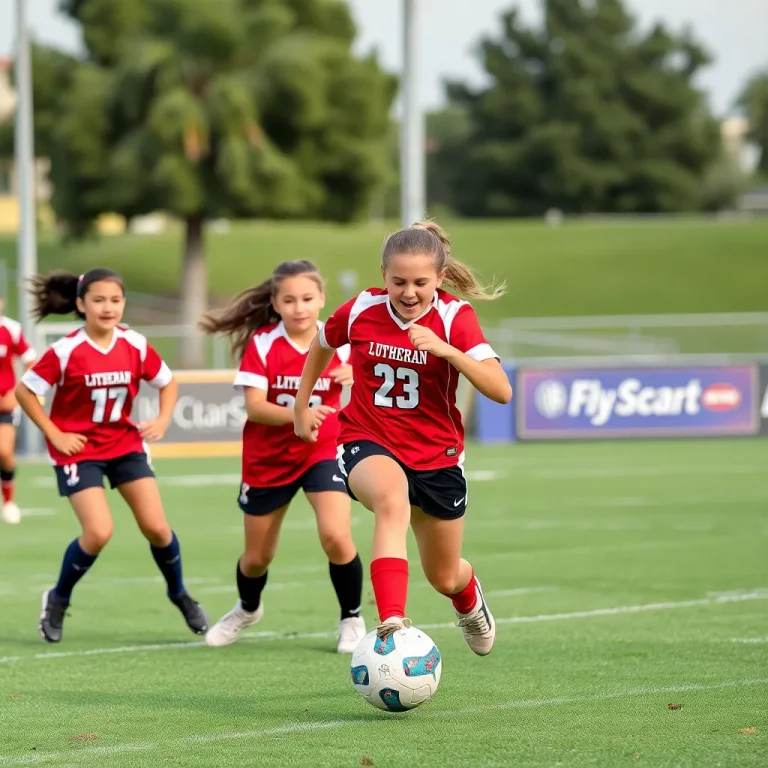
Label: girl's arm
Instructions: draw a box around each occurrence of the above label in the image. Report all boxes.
[294,338,336,442]
[245,387,295,426]
[442,351,512,404]
[408,323,512,404]
[138,377,178,442]
[15,382,87,455]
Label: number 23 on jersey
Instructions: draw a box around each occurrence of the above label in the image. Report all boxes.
[373,363,420,409]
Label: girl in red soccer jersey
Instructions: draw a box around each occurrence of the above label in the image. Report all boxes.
[294,222,512,655]
[0,296,37,525]
[199,260,366,653]
[15,268,209,643]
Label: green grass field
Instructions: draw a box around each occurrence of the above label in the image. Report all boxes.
[1,217,768,322]
[1,439,766,767]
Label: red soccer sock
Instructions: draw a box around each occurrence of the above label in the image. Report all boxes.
[447,571,479,615]
[370,557,409,622]
[1,473,14,503]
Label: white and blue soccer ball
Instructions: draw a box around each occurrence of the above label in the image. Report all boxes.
[350,625,442,712]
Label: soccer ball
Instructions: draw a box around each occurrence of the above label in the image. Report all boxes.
[350,625,442,712]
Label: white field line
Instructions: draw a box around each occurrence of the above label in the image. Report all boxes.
[3,537,736,597]
[200,582,557,597]
[532,465,758,479]
[1,590,765,667]
[26,463,760,490]
[3,537,755,596]
[730,637,768,644]
[484,586,558,597]
[1,678,766,766]
[17,508,57,518]
[27,469,505,491]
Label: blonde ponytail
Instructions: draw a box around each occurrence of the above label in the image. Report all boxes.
[379,219,506,301]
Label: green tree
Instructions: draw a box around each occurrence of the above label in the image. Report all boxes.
[6,0,395,366]
[0,45,80,159]
[440,0,721,216]
[425,106,470,214]
[738,69,768,176]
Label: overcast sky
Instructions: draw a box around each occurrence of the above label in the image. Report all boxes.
[1,0,766,117]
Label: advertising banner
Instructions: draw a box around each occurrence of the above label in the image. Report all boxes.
[516,365,759,440]
[131,370,244,458]
[760,365,768,436]
[474,364,516,443]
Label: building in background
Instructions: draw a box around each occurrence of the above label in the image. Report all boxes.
[721,117,760,175]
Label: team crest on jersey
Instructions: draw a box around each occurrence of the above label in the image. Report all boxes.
[0,345,6,358]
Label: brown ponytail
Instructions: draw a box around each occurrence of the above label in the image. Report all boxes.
[29,268,124,320]
[198,260,324,360]
[382,220,506,301]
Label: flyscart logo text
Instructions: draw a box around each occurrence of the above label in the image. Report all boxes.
[517,366,757,440]
[535,377,740,426]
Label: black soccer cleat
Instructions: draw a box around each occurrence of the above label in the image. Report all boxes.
[39,589,69,643]
[170,592,209,635]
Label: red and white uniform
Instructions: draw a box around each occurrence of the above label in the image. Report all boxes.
[0,316,36,398]
[20,326,172,466]
[319,288,498,471]
[235,321,350,488]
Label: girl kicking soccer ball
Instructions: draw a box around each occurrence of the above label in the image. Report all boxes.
[199,260,366,653]
[16,269,209,642]
[294,222,512,653]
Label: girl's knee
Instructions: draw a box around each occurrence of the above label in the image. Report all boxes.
[141,524,172,548]
[82,526,113,553]
[240,551,272,576]
[425,568,462,595]
[319,530,355,562]
[373,495,411,524]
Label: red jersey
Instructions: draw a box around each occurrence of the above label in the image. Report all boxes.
[319,287,498,471]
[0,316,36,396]
[20,326,172,466]
[235,321,350,487]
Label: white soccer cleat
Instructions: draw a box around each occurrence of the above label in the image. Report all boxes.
[375,616,412,640]
[1,501,21,525]
[456,579,496,656]
[337,615,367,653]
[204,600,264,647]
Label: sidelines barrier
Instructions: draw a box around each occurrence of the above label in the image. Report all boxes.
[474,364,516,443]
[476,363,766,442]
[131,370,243,458]
[22,363,768,457]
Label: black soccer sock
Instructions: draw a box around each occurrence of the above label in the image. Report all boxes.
[54,538,98,603]
[150,531,185,599]
[329,553,363,620]
[237,561,268,613]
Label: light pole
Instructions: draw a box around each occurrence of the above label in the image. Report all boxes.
[14,0,40,455]
[400,0,425,227]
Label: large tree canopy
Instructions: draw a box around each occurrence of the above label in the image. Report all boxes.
[437,0,722,217]
[7,0,396,365]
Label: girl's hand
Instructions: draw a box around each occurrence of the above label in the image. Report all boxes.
[138,417,170,443]
[408,324,453,358]
[294,405,336,443]
[50,430,87,456]
[329,364,354,386]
